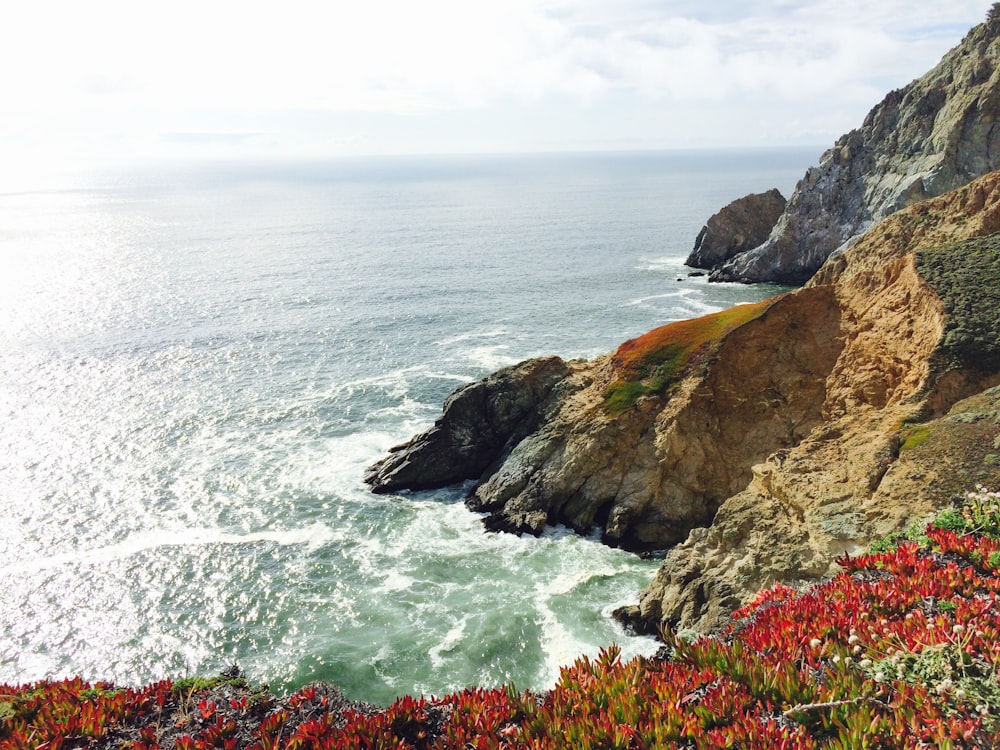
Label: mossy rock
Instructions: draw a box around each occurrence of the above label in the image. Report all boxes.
[916,233,1000,373]
[604,297,780,414]
[899,424,931,451]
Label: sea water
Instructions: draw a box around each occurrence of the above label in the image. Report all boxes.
[0,149,816,704]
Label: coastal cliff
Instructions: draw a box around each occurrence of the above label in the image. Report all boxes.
[631,173,1000,633]
[368,170,1000,633]
[366,8,1000,639]
[708,6,1000,285]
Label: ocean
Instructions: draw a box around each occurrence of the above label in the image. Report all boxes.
[0,148,816,705]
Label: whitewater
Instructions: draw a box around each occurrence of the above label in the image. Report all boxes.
[0,149,814,704]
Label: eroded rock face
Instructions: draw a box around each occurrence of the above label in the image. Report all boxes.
[367,172,1000,637]
[686,189,786,270]
[366,173,1000,639]
[636,172,1000,635]
[710,11,1000,284]
[364,356,573,494]
[468,289,842,552]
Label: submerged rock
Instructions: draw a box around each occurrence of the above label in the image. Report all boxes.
[709,9,1000,285]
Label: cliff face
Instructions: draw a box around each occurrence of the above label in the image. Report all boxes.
[367,172,1000,633]
[710,9,1000,284]
[636,172,1000,633]
[365,356,573,494]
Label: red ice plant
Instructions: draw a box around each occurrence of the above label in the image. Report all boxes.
[4,490,1000,748]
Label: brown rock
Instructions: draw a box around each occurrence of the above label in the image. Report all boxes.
[686,188,786,270]
[365,171,1000,639]
[638,172,1000,634]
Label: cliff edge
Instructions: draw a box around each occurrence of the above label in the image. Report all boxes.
[367,171,1000,633]
[710,6,1000,284]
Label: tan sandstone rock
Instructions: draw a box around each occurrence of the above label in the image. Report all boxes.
[635,172,1000,635]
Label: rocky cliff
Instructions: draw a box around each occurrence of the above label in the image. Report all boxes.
[631,172,1000,634]
[367,171,1000,633]
[709,7,1000,285]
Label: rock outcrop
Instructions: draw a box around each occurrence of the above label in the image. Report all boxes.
[686,189,786,270]
[365,356,572,493]
[709,8,1000,285]
[367,9,1000,642]
[633,172,1000,634]
[368,171,1000,634]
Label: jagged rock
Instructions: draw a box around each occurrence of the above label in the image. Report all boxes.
[366,172,1000,635]
[364,356,572,493]
[710,9,1000,284]
[365,10,1000,644]
[686,189,786,270]
[465,290,842,552]
[636,172,1000,634]
[370,288,842,552]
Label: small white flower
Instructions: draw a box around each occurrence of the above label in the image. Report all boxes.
[953,624,965,635]
[848,634,860,645]
[809,638,822,649]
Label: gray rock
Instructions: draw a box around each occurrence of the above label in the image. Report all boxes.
[364,356,572,494]
[711,10,1000,284]
[686,188,786,270]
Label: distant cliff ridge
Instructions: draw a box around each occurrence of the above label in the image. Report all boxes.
[708,6,1000,285]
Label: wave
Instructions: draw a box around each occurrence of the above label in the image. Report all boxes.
[2,522,340,575]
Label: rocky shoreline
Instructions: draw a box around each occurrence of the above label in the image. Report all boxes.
[366,8,1000,641]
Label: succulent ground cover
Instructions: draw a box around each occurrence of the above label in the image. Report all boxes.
[604,296,780,414]
[5,489,1000,749]
[916,234,1000,373]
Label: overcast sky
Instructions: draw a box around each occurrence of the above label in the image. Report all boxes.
[0,1,994,166]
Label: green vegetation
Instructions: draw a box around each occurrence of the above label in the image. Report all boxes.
[171,670,251,697]
[916,233,1000,373]
[871,485,1000,554]
[899,423,931,451]
[604,296,780,414]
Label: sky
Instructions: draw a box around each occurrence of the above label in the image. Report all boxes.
[0,0,995,166]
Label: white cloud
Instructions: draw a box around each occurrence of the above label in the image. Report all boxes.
[0,0,994,160]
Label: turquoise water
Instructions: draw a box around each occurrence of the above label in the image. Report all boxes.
[0,149,815,704]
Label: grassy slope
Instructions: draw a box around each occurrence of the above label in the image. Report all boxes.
[605,297,781,414]
[917,233,1000,373]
